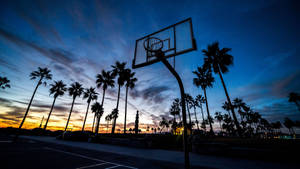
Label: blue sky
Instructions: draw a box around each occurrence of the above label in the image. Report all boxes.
[0,0,299,131]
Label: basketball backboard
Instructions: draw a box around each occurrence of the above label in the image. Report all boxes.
[132,18,197,69]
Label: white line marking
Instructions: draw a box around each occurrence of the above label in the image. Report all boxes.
[76,162,108,169]
[44,147,138,169]
[105,165,121,169]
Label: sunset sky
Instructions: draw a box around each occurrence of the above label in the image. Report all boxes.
[0,0,299,132]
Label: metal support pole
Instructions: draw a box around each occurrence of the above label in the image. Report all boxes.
[160,57,190,169]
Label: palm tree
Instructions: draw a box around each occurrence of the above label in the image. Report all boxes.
[170,98,181,122]
[92,102,104,134]
[203,42,241,136]
[190,96,200,130]
[65,82,83,131]
[184,93,193,127]
[105,114,112,133]
[214,112,223,132]
[195,95,206,131]
[222,101,232,118]
[124,69,137,134]
[288,92,300,112]
[283,117,295,135]
[233,98,247,121]
[44,80,67,130]
[159,117,169,133]
[193,66,215,134]
[0,76,10,89]
[82,87,98,132]
[111,108,119,133]
[111,61,127,134]
[19,67,52,129]
[94,70,115,132]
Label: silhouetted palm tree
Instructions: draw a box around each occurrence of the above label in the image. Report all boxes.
[159,117,169,133]
[170,98,181,123]
[0,76,10,89]
[65,82,83,131]
[233,98,247,121]
[111,61,127,134]
[111,108,119,133]
[222,101,232,118]
[184,93,193,127]
[19,67,52,129]
[190,96,200,130]
[193,66,215,134]
[82,87,98,132]
[214,112,223,132]
[92,102,104,134]
[105,114,112,133]
[94,70,115,132]
[284,117,295,135]
[124,69,137,134]
[44,80,67,130]
[288,92,300,112]
[203,42,241,136]
[195,95,206,131]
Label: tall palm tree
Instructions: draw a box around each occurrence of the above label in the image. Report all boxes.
[19,67,52,129]
[203,42,242,136]
[184,93,193,127]
[82,87,98,132]
[92,102,104,134]
[233,98,248,121]
[174,98,182,121]
[214,112,223,132]
[288,92,300,112]
[0,76,10,89]
[65,82,83,131]
[94,70,115,132]
[111,61,127,134]
[44,80,67,130]
[105,114,112,133]
[195,95,206,130]
[222,101,232,118]
[193,66,215,134]
[124,69,137,134]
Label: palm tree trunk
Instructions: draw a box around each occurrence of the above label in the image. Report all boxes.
[101,88,106,106]
[218,71,242,136]
[92,115,96,132]
[193,106,200,130]
[199,104,206,132]
[203,88,214,134]
[186,102,192,126]
[65,97,75,131]
[112,84,121,134]
[19,78,42,129]
[95,115,101,134]
[124,86,128,134]
[44,97,57,130]
[82,101,91,132]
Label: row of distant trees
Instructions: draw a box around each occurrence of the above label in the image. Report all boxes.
[158,42,300,137]
[1,42,300,136]
[0,61,137,134]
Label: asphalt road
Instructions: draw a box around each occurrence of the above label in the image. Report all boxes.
[0,135,212,169]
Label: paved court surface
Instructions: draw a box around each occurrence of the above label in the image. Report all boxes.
[0,135,209,169]
[0,135,299,169]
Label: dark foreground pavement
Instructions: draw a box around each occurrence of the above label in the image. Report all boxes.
[0,135,210,169]
[1,135,299,169]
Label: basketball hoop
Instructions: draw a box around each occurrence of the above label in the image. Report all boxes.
[144,37,165,61]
